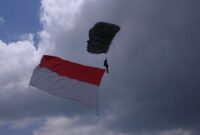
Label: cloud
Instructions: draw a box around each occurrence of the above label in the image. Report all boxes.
[1,0,200,135]
[33,116,100,135]
[0,0,101,121]
[33,116,132,135]
[0,16,5,25]
[38,0,200,134]
[0,36,44,119]
[33,116,192,135]
[0,37,40,95]
[36,0,200,133]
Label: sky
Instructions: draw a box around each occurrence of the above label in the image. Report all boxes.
[0,0,41,43]
[0,0,200,135]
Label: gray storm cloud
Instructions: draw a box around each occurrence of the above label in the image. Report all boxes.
[0,0,200,134]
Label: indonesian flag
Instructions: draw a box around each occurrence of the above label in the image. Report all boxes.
[30,55,105,108]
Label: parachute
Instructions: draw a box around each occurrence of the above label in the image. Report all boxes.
[87,22,120,54]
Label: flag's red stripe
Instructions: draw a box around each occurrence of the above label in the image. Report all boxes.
[39,55,105,86]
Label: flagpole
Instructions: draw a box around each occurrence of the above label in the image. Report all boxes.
[96,104,99,116]
[96,89,99,116]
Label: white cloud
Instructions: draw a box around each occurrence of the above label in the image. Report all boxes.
[18,33,35,41]
[0,0,99,122]
[0,16,5,25]
[33,116,129,135]
[38,0,105,67]
[39,0,83,56]
[0,38,42,96]
[1,0,200,135]
[40,0,84,31]
[10,117,36,129]
[38,0,85,53]
[33,116,192,135]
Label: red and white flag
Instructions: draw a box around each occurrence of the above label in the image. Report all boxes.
[30,55,105,108]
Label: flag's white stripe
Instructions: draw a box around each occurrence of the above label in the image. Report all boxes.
[30,66,98,107]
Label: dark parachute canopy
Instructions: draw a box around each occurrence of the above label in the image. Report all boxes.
[87,22,120,54]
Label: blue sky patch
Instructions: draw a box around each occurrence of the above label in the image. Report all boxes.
[0,0,41,44]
